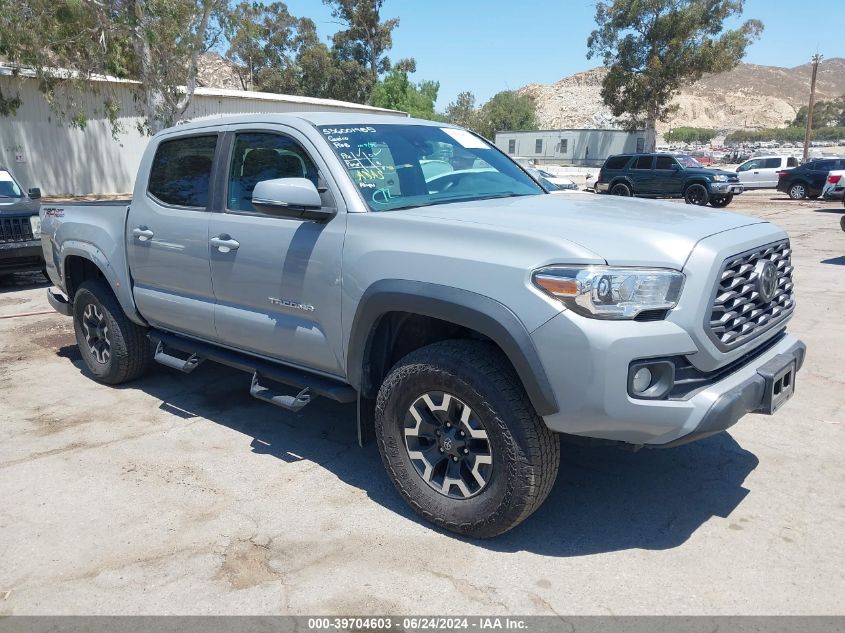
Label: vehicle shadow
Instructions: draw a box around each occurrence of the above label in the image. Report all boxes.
[56,347,759,556]
[812,207,845,214]
[821,256,845,266]
[0,272,50,294]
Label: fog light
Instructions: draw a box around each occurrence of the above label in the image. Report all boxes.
[632,367,652,394]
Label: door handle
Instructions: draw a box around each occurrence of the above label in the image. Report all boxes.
[210,234,240,253]
[753,171,759,174]
[132,226,154,241]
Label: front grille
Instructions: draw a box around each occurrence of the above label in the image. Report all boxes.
[0,216,35,243]
[707,239,794,350]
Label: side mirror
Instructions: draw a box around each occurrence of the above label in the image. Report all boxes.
[251,178,334,222]
[28,187,41,200]
[672,164,681,171]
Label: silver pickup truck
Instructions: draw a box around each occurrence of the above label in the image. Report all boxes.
[42,113,805,537]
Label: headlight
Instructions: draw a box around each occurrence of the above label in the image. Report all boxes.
[29,215,41,237]
[533,266,685,319]
[711,174,729,182]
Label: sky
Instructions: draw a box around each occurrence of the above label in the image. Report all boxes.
[282,0,844,110]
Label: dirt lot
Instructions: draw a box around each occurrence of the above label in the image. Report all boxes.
[1,191,843,615]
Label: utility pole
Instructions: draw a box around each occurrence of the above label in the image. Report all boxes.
[802,53,822,162]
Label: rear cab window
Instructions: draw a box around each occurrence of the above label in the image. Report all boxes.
[148,135,218,208]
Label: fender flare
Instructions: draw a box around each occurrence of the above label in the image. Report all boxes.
[608,177,634,194]
[347,280,559,416]
[59,242,146,325]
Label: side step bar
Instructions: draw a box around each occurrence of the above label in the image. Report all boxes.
[154,341,203,373]
[148,330,357,405]
[250,373,311,412]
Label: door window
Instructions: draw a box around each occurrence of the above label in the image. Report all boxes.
[632,155,653,170]
[738,159,762,171]
[148,135,217,208]
[655,156,678,170]
[763,158,782,169]
[227,132,321,212]
[787,157,798,167]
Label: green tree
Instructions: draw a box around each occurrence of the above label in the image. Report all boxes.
[370,70,439,119]
[444,91,479,131]
[791,98,845,129]
[323,0,406,94]
[664,127,717,144]
[0,0,226,134]
[587,0,762,151]
[475,91,537,140]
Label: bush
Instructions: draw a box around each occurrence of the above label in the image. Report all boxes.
[725,127,845,143]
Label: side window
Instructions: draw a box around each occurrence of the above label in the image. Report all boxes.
[148,135,217,208]
[227,132,321,212]
[763,158,781,169]
[508,139,516,154]
[604,155,631,170]
[632,155,653,170]
[655,156,677,170]
[816,160,836,171]
[739,159,760,171]
[535,139,543,154]
[787,157,798,167]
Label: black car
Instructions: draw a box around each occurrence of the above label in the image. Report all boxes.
[595,153,743,207]
[776,157,845,200]
[0,166,44,275]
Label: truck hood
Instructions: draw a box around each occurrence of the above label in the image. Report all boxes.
[397,193,766,268]
[0,198,39,215]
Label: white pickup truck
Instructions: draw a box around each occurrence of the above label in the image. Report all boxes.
[41,113,805,537]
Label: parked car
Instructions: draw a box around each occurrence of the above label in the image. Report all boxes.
[735,156,800,189]
[0,166,45,276]
[594,153,743,207]
[42,114,804,537]
[534,168,578,190]
[821,170,845,200]
[776,157,845,199]
[690,151,714,166]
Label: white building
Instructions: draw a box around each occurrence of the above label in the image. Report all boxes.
[0,65,405,195]
[495,128,646,167]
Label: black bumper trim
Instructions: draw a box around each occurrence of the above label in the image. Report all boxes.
[659,340,806,447]
[47,288,73,316]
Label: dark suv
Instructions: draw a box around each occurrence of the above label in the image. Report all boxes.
[0,166,44,275]
[776,157,845,200]
[595,153,743,207]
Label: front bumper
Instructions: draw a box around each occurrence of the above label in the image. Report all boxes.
[709,182,744,195]
[0,240,45,272]
[531,308,805,446]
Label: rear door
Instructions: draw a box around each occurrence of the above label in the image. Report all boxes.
[127,133,220,340]
[207,126,347,376]
[629,155,655,194]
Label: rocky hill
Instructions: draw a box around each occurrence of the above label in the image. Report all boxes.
[519,58,845,134]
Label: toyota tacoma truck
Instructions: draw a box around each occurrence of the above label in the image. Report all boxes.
[1,166,44,275]
[41,114,805,537]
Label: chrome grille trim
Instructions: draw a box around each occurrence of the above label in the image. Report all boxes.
[707,239,795,350]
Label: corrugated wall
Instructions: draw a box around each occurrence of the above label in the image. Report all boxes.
[0,76,402,195]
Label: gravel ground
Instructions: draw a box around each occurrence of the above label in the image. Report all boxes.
[0,190,843,615]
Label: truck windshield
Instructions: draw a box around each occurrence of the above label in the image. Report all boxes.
[0,170,24,198]
[317,124,544,211]
[675,155,703,168]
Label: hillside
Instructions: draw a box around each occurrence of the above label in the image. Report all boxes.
[519,58,845,134]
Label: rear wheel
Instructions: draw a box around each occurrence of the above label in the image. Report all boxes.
[375,340,560,538]
[610,182,632,197]
[73,279,151,384]
[710,194,733,208]
[788,182,808,200]
[684,183,710,206]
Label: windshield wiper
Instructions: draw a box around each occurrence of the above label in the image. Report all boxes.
[425,192,530,206]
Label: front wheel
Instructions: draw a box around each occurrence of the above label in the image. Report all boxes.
[375,340,560,538]
[684,183,710,206]
[710,194,733,208]
[73,279,152,384]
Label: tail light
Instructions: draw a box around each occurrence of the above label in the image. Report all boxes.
[828,175,842,184]
[777,171,788,178]
[597,168,605,183]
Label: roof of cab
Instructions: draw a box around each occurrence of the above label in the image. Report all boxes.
[157,112,456,136]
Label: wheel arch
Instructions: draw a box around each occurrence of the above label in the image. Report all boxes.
[347,280,559,418]
[609,177,634,193]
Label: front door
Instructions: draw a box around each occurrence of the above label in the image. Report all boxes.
[127,133,219,340]
[208,128,347,376]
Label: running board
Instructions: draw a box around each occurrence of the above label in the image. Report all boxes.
[148,330,357,404]
[154,341,203,373]
[250,373,311,412]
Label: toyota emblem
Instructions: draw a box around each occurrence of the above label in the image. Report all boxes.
[754,260,778,303]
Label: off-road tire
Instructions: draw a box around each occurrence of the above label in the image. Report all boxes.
[710,194,733,208]
[684,183,710,206]
[73,279,151,384]
[375,340,560,538]
[788,182,808,200]
[610,182,632,197]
